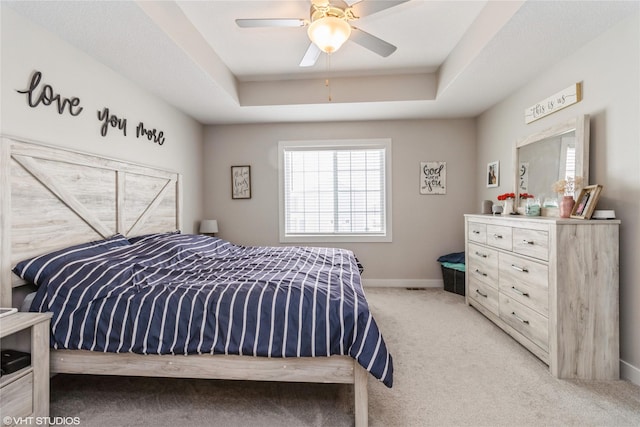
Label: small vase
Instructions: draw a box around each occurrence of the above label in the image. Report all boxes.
[559,196,575,218]
[502,199,514,216]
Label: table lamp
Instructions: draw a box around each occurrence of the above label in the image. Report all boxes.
[199,219,218,235]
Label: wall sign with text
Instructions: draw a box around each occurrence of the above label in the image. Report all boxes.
[524,83,582,124]
[231,165,251,199]
[420,161,446,195]
[16,70,166,146]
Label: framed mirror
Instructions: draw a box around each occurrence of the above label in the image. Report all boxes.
[513,115,590,216]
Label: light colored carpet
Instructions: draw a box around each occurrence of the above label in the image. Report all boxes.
[49,288,640,426]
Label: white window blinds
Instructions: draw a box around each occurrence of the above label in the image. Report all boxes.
[279,140,391,243]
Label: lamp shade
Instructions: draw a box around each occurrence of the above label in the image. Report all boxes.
[199,219,218,234]
[307,16,351,53]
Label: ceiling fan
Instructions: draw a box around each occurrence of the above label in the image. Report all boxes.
[236,0,409,67]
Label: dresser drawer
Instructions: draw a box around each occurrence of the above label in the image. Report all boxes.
[468,249,499,288]
[486,225,512,251]
[1,371,33,420]
[513,228,549,261]
[468,243,498,273]
[468,222,486,244]
[499,252,549,316]
[499,294,549,352]
[468,277,499,316]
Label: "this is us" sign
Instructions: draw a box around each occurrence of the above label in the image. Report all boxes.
[524,83,582,124]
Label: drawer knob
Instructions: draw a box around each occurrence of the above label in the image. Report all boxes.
[474,269,487,277]
[472,230,480,234]
[475,289,488,298]
[522,239,534,245]
[511,311,530,325]
[475,251,488,258]
[511,286,530,297]
[511,264,529,273]
[493,234,503,239]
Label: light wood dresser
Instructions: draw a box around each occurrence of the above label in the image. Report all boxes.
[0,312,52,425]
[464,214,620,379]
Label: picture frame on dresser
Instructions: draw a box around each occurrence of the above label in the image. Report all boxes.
[571,184,603,219]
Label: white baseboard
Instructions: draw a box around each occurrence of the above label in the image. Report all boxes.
[620,359,640,386]
[362,279,443,288]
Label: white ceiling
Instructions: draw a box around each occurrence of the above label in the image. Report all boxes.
[5,0,638,125]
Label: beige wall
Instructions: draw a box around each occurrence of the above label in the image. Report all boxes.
[476,14,640,383]
[0,6,204,233]
[203,119,476,285]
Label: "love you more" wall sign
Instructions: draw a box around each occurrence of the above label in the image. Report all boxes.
[16,70,166,146]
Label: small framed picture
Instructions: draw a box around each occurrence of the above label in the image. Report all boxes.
[570,184,603,219]
[231,165,251,199]
[487,161,499,188]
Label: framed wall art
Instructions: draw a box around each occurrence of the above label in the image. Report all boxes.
[231,165,251,199]
[420,161,446,195]
[487,161,499,188]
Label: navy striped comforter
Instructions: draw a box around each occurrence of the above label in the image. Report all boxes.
[20,233,393,387]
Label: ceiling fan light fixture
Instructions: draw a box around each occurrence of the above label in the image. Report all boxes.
[307,16,351,54]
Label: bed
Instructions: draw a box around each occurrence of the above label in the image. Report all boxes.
[0,136,393,426]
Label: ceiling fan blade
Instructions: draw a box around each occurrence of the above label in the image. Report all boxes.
[235,18,306,28]
[349,0,409,18]
[299,43,322,67]
[350,27,397,57]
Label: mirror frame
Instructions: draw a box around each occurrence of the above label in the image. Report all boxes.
[513,114,590,211]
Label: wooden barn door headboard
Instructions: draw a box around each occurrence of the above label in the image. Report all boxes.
[0,136,182,307]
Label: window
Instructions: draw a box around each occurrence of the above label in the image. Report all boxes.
[559,135,576,180]
[279,139,392,243]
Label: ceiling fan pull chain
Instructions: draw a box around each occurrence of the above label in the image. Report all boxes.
[326,53,332,102]
[325,78,332,102]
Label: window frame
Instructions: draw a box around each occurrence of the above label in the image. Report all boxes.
[278,139,392,243]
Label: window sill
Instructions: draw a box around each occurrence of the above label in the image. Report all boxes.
[280,234,392,244]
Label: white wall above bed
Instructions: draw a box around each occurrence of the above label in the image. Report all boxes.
[0,6,204,233]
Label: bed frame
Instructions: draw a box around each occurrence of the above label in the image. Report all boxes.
[0,136,368,426]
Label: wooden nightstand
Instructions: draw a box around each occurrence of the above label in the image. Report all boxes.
[1,312,52,424]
